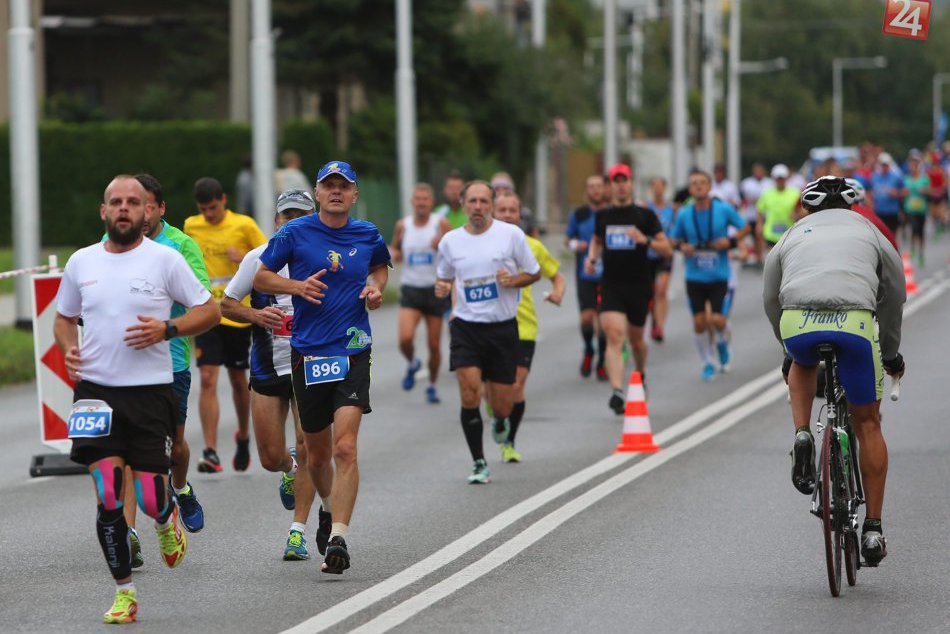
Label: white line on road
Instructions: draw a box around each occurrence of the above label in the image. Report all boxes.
[351,382,789,634]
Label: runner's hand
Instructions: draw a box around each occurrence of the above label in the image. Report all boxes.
[626,227,647,245]
[360,285,383,310]
[709,237,731,251]
[544,290,563,306]
[434,280,452,298]
[124,315,166,350]
[226,246,244,264]
[255,306,285,330]
[297,269,328,304]
[64,346,82,381]
[497,268,514,287]
[584,257,597,275]
[679,243,696,256]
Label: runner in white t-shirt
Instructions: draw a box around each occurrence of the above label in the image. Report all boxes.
[53,175,219,625]
[739,162,773,266]
[711,164,741,209]
[435,180,541,484]
[221,188,324,562]
[390,182,452,404]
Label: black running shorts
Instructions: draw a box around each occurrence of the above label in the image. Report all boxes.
[195,324,251,369]
[576,280,600,312]
[399,285,451,317]
[69,380,176,473]
[517,339,536,370]
[290,348,372,434]
[598,283,652,327]
[250,374,294,400]
[686,280,729,315]
[449,318,519,385]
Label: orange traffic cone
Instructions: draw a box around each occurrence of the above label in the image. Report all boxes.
[615,371,660,453]
[901,251,919,295]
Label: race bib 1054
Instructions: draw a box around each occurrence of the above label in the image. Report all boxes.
[67,399,113,438]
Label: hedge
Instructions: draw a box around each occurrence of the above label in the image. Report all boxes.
[0,119,337,246]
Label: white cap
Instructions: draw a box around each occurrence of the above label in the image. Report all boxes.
[877,152,894,165]
[771,164,790,179]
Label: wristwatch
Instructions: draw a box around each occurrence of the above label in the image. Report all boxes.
[163,320,179,341]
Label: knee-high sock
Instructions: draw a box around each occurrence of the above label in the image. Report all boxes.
[597,333,608,365]
[694,332,714,365]
[460,407,484,461]
[581,326,594,355]
[96,505,132,581]
[508,401,526,446]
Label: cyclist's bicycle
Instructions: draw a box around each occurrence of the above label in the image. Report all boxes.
[810,344,899,597]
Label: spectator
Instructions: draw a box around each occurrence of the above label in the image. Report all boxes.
[275,150,312,193]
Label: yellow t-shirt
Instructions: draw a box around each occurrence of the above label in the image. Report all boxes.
[184,210,267,328]
[517,236,561,341]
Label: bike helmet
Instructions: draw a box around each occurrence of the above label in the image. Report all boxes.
[800,176,859,212]
[843,178,866,204]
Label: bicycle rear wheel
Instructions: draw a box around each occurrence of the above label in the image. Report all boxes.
[820,427,842,597]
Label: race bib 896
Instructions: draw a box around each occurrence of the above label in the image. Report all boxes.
[303,355,349,386]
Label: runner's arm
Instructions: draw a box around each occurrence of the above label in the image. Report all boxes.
[876,236,906,361]
[646,231,673,257]
[545,271,566,305]
[254,264,327,305]
[585,234,603,273]
[390,219,404,262]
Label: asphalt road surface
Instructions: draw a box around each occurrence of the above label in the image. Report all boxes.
[3,237,950,633]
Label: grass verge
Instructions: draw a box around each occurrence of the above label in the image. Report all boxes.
[0,326,35,385]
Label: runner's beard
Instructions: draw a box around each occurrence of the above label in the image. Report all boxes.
[106,216,145,246]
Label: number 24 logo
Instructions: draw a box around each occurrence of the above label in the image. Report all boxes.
[883,0,931,40]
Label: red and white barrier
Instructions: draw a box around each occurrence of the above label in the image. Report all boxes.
[31,272,75,454]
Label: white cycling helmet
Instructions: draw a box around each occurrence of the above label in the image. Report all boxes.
[800,176,859,211]
[843,178,866,204]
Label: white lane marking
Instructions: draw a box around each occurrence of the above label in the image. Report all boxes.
[23,476,53,486]
[282,273,950,634]
[351,382,789,634]
[904,278,950,317]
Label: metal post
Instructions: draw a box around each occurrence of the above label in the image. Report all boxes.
[832,59,843,148]
[230,0,250,122]
[627,11,643,110]
[8,0,40,329]
[726,0,740,185]
[603,0,618,168]
[532,0,548,224]
[701,0,715,171]
[671,0,688,187]
[396,0,417,218]
[250,0,276,234]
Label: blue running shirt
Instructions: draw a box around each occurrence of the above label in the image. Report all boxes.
[671,199,745,283]
[259,214,391,357]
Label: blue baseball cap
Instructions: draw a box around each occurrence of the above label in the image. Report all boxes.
[316,161,358,184]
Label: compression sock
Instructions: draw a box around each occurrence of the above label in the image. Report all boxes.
[460,407,485,461]
[321,497,332,514]
[508,401,526,446]
[863,518,883,534]
[597,334,608,364]
[715,327,728,345]
[581,325,595,355]
[96,505,132,581]
[694,332,714,365]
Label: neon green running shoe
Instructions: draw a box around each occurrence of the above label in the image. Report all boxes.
[283,529,310,561]
[467,459,491,484]
[155,506,187,569]
[129,527,144,569]
[501,443,522,463]
[103,588,137,624]
[279,472,296,511]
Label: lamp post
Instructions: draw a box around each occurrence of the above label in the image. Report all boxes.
[932,73,950,145]
[250,0,276,235]
[671,0,688,187]
[604,0,619,168]
[396,0,417,217]
[832,56,887,148]
[533,0,548,224]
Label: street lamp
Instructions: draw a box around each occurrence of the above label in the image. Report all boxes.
[932,73,950,146]
[604,0,619,168]
[832,56,887,148]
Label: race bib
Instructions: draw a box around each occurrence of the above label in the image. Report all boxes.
[273,306,293,338]
[303,355,350,386]
[462,276,499,303]
[67,399,113,438]
[210,276,233,301]
[605,225,636,250]
[771,223,788,235]
[407,251,434,266]
[694,250,719,271]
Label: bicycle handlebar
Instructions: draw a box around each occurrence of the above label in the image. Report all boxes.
[889,376,901,402]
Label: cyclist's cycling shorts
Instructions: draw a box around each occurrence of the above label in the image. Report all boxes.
[780,309,883,405]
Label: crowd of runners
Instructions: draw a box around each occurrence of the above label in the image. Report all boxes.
[53,139,936,622]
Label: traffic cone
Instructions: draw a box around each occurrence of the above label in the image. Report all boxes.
[901,251,919,295]
[615,371,660,453]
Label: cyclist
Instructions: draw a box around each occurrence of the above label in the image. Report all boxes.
[763,176,906,567]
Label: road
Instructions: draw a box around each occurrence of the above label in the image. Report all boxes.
[2,237,949,633]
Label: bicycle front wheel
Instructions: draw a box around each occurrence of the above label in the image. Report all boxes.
[820,427,842,597]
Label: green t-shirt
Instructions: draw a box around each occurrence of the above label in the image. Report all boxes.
[757,187,800,243]
[903,174,929,215]
[435,203,466,230]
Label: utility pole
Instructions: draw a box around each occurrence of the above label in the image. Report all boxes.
[533,0,548,224]
[230,0,250,122]
[726,0,740,185]
[250,0,277,234]
[8,0,40,329]
[603,0,619,168]
[396,0,417,217]
[671,0,689,188]
[701,0,717,171]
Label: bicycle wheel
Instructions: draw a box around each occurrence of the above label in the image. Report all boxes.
[820,426,842,597]
[844,430,859,586]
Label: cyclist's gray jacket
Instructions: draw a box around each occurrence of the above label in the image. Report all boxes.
[762,208,905,359]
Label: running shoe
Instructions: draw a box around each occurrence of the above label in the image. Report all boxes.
[608,390,625,415]
[467,459,491,484]
[155,505,188,569]
[701,363,716,382]
[316,506,332,556]
[402,359,421,391]
[596,365,608,382]
[580,353,593,378]
[717,341,732,372]
[129,527,144,569]
[790,429,816,495]
[321,536,351,574]
[197,448,222,473]
[501,443,522,463]
[491,417,510,444]
[103,588,138,625]
[233,432,251,472]
[175,482,205,533]
[425,385,441,404]
[861,531,887,567]
[278,447,297,510]
[283,529,309,561]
